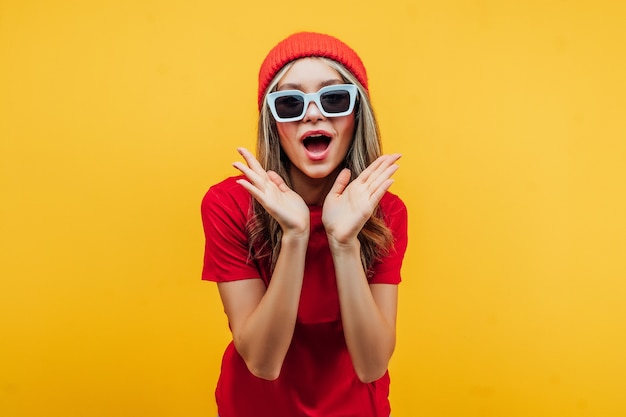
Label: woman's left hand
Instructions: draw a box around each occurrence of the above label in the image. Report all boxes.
[322,154,401,245]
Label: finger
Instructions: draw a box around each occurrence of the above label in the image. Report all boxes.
[359,153,402,184]
[328,168,351,196]
[267,170,291,193]
[369,178,395,205]
[357,156,384,183]
[367,163,400,195]
[370,154,401,178]
[235,178,267,203]
[232,161,266,188]
[233,147,272,187]
[237,147,265,173]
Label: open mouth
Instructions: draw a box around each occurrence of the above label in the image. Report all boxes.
[303,134,331,154]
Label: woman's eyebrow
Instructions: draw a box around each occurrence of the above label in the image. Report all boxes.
[277,83,301,91]
[319,79,344,88]
[277,79,344,91]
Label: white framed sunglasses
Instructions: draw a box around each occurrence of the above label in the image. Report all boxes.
[266,84,358,122]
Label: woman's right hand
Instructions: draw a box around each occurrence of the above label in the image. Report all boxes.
[223,149,310,380]
[232,147,310,236]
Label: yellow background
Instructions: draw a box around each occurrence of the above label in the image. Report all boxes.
[1,0,625,416]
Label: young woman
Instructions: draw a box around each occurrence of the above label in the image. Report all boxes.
[201,32,408,417]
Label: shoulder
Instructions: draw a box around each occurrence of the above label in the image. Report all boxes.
[202,175,251,208]
[201,176,252,220]
[379,191,407,219]
[378,191,408,240]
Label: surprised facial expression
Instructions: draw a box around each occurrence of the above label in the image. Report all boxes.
[274,58,356,182]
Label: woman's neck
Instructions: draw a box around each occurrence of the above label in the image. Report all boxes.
[289,167,342,206]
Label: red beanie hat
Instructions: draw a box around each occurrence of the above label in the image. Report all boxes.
[257,32,368,109]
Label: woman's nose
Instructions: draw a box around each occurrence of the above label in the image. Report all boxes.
[302,101,325,122]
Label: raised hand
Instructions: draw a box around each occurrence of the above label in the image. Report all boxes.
[322,154,401,245]
[232,147,310,236]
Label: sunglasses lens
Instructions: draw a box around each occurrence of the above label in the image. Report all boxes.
[274,95,305,119]
[320,90,352,113]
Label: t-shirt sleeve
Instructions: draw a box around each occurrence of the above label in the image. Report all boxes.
[200,178,261,282]
[368,193,408,285]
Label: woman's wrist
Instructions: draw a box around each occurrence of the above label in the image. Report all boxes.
[281,227,310,245]
[327,234,361,254]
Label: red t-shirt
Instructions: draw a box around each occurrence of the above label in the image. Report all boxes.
[201,176,408,417]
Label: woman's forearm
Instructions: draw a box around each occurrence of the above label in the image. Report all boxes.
[230,232,309,380]
[330,239,397,383]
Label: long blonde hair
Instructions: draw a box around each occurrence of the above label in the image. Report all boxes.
[248,57,393,274]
